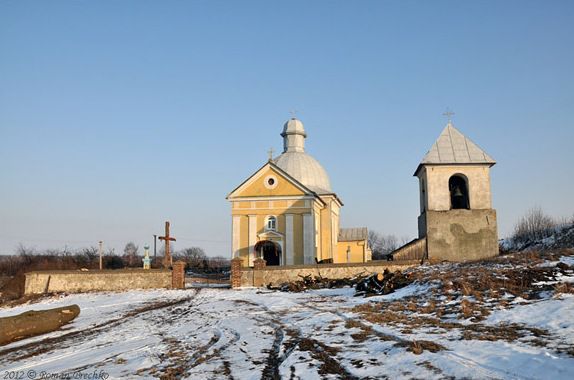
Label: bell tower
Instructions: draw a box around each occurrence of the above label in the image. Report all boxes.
[415,121,499,261]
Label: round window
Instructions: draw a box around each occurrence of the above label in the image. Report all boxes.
[264,175,278,189]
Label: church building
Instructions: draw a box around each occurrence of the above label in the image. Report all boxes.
[227,118,371,266]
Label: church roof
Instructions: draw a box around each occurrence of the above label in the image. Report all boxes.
[281,118,307,137]
[274,117,332,194]
[274,152,332,194]
[338,227,368,242]
[416,122,495,175]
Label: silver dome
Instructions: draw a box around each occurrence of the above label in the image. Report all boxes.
[274,152,332,194]
[274,118,332,194]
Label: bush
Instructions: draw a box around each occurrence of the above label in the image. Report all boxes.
[512,207,557,244]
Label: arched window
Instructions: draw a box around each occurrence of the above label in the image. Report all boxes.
[449,175,470,210]
[265,216,277,231]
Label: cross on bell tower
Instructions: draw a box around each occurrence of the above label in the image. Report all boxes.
[442,108,455,123]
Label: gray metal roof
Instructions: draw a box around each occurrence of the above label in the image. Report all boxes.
[274,152,332,194]
[338,227,368,242]
[420,123,496,166]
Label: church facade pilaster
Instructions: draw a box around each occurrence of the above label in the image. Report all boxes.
[248,214,257,267]
[303,213,314,264]
[285,214,294,265]
[232,215,241,260]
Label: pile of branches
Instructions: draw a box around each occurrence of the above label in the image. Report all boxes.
[268,273,368,292]
[355,269,413,297]
[267,269,413,296]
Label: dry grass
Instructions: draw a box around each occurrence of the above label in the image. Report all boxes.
[555,283,574,295]
[349,250,574,354]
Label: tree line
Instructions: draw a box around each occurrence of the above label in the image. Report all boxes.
[0,243,229,277]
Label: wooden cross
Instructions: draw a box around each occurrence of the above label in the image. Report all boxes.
[443,108,455,123]
[158,221,176,268]
[267,147,274,161]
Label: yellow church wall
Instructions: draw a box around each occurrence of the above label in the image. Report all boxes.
[238,215,250,266]
[335,241,369,263]
[313,204,323,261]
[320,206,332,260]
[230,199,316,266]
[317,197,340,262]
[233,167,306,198]
[236,202,251,209]
[291,200,306,208]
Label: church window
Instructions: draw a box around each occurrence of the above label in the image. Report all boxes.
[264,175,278,189]
[449,175,470,210]
[266,216,277,231]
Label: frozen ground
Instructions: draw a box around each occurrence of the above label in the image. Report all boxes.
[1,253,574,379]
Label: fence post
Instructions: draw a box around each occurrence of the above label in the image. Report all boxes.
[231,258,243,288]
[172,261,186,289]
[253,258,266,287]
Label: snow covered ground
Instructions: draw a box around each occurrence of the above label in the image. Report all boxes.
[1,252,574,379]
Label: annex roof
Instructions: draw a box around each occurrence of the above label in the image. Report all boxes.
[338,227,368,242]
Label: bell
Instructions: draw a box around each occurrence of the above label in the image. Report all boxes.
[453,187,464,198]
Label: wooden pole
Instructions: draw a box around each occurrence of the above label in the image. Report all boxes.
[98,241,103,270]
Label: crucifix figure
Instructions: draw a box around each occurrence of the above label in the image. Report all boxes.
[443,108,455,123]
[158,221,176,268]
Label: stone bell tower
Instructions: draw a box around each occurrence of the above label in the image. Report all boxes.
[415,121,499,261]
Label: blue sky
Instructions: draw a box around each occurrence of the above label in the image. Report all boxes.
[1,0,573,256]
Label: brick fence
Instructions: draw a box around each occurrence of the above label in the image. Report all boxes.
[230,259,420,288]
[171,261,186,289]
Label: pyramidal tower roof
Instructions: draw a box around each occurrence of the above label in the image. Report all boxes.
[416,122,495,174]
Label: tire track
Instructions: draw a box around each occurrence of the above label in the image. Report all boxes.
[295,296,520,379]
[0,290,201,363]
[237,299,358,380]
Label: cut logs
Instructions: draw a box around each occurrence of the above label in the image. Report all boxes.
[267,274,368,292]
[267,269,413,296]
[0,304,80,346]
[355,269,412,297]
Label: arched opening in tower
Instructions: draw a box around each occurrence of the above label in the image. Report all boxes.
[449,175,470,210]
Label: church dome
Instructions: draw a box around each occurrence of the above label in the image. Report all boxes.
[274,118,332,194]
[281,118,307,137]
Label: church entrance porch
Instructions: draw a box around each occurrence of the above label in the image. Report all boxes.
[254,240,282,266]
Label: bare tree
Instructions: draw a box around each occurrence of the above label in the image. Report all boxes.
[368,231,384,259]
[369,231,403,260]
[512,206,557,244]
[123,242,139,267]
[382,235,398,254]
[180,247,207,268]
[81,247,99,263]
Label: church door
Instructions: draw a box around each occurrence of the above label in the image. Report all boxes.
[261,241,281,266]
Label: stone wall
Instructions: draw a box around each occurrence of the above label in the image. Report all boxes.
[233,260,419,288]
[425,209,499,261]
[24,269,173,295]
